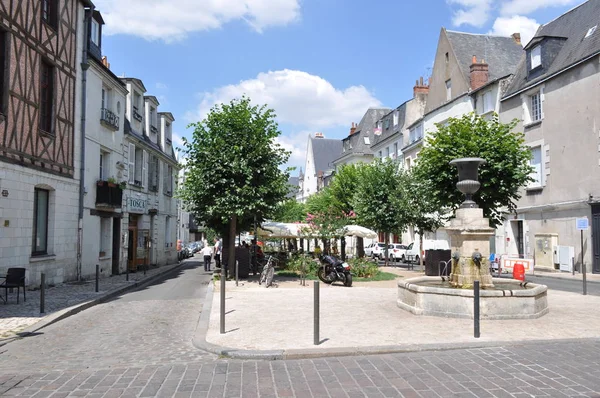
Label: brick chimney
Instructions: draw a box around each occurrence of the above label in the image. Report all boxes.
[413,76,429,97]
[102,56,110,69]
[314,132,324,139]
[349,122,357,136]
[470,56,489,91]
[512,33,521,45]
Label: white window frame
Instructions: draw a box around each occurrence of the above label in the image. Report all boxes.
[91,19,100,46]
[128,143,135,184]
[142,150,148,189]
[530,45,541,69]
[393,142,398,159]
[521,86,545,125]
[482,90,494,114]
[527,140,545,189]
[393,111,398,126]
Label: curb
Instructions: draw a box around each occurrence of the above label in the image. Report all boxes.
[0,261,186,347]
[192,284,600,360]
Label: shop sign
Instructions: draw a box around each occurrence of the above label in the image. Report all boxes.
[128,197,147,213]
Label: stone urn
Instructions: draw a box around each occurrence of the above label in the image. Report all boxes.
[449,158,486,209]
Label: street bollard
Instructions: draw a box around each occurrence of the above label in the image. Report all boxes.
[126,264,129,281]
[235,260,239,287]
[220,269,225,334]
[474,280,480,338]
[95,264,99,293]
[314,281,320,345]
[40,273,46,314]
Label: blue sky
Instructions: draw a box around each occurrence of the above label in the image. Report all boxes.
[95,0,582,171]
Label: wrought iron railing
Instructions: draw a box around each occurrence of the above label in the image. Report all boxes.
[150,125,158,134]
[132,106,143,122]
[100,108,119,130]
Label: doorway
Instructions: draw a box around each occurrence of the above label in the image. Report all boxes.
[111,217,121,275]
[127,215,138,272]
[591,205,600,273]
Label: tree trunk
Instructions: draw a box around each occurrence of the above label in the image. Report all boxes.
[419,233,424,271]
[341,237,346,261]
[228,215,237,279]
[384,233,389,266]
[356,237,364,258]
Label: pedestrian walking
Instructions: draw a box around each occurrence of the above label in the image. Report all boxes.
[202,245,213,272]
[214,238,222,268]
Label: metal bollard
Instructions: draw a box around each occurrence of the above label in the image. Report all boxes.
[314,281,320,345]
[95,264,99,293]
[474,280,480,338]
[220,269,226,334]
[235,260,239,287]
[40,273,46,314]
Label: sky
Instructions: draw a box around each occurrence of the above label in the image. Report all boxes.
[95,0,583,172]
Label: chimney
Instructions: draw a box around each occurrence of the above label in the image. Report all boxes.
[314,132,324,139]
[469,56,489,91]
[512,32,521,46]
[102,56,110,69]
[413,76,429,97]
[349,122,357,136]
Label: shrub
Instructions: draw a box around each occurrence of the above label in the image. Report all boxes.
[348,257,379,278]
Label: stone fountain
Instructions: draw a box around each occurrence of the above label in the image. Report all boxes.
[397,158,548,320]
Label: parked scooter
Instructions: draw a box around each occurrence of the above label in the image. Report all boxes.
[318,254,352,287]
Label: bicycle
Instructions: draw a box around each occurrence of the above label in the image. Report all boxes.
[259,255,278,287]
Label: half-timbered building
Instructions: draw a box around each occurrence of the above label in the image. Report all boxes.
[0,0,92,285]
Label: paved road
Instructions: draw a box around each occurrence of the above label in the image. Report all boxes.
[2,259,600,397]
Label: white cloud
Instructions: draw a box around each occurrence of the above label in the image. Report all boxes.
[186,69,382,128]
[172,132,186,147]
[156,82,168,90]
[500,0,579,16]
[94,0,301,41]
[274,131,312,170]
[447,0,493,27]
[489,15,540,46]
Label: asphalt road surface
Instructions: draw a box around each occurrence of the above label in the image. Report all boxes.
[2,258,600,397]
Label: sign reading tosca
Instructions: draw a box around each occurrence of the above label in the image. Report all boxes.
[128,197,147,213]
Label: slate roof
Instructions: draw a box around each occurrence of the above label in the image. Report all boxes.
[503,0,600,98]
[334,108,391,163]
[311,136,342,173]
[446,30,523,83]
[286,176,299,199]
[124,119,177,162]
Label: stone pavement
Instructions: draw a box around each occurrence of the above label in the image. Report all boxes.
[0,260,186,340]
[199,267,600,357]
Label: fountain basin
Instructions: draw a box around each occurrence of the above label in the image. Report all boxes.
[398,276,548,320]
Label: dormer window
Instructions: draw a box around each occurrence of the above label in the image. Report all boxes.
[530,45,541,69]
[91,19,100,46]
[585,25,597,39]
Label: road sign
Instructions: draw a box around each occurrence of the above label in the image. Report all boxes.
[576,217,589,231]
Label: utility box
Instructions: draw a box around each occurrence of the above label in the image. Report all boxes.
[555,245,574,272]
[534,233,558,271]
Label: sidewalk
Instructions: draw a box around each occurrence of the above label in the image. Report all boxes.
[193,266,600,359]
[0,259,188,343]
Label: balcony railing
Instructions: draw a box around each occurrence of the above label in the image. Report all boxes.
[100,108,119,130]
[96,181,123,208]
[132,106,143,122]
[150,125,158,134]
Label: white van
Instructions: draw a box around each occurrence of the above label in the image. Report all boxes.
[405,239,450,264]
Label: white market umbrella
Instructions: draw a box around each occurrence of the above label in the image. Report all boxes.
[256,222,311,238]
[342,225,378,239]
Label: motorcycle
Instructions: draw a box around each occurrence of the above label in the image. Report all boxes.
[317,254,352,287]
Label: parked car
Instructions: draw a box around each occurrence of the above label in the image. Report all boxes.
[387,243,408,262]
[405,239,450,264]
[364,242,387,259]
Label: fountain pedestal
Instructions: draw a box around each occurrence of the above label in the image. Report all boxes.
[446,208,494,289]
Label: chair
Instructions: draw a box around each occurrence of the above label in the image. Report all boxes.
[0,268,26,304]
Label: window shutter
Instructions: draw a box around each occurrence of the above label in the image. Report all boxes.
[540,87,545,120]
[530,147,542,186]
[142,150,148,188]
[162,162,167,194]
[128,143,135,184]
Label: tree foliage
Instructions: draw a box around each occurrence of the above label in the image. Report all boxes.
[273,199,306,223]
[179,96,291,234]
[303,188,355,240]
[353,159,412,253]
[328,163,362,214]
[412,113,533,227]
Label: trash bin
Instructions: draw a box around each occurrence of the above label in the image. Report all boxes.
[425,249,452,276]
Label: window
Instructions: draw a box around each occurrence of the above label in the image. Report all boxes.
[99,151,109,180]
[91,19,100,46]
[409,124,423,144]
[378,150,382,158]
[363,136,370,145]
[165,216,171,248]
[445,52,449,64]
[128,144,147,187]
[529,146,543,188]
[163,163,173,195]
[393,111,398,126]
[101,88,106,109]
[39,60,54,133]
[148,155,159,191]
[445,79,452,101]
[41,0,57,29]
[384,119,390,129]
[99,218,111,256]
[483,91,494,114]
[530,45,541,69]
[33,188,49,255]
[385,147,390,158]
[393,143,398,158]
[530,92,542,122]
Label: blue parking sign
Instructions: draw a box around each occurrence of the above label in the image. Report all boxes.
[576,217,589,230]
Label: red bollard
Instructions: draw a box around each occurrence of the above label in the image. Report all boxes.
[513,262,525,281]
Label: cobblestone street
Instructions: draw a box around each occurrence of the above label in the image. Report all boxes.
[1,259,600,397]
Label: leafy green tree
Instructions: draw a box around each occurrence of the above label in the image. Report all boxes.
[272,199,306,223]
[179,96,291,272]
[413,113,533,227]
[353,159,412,265]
